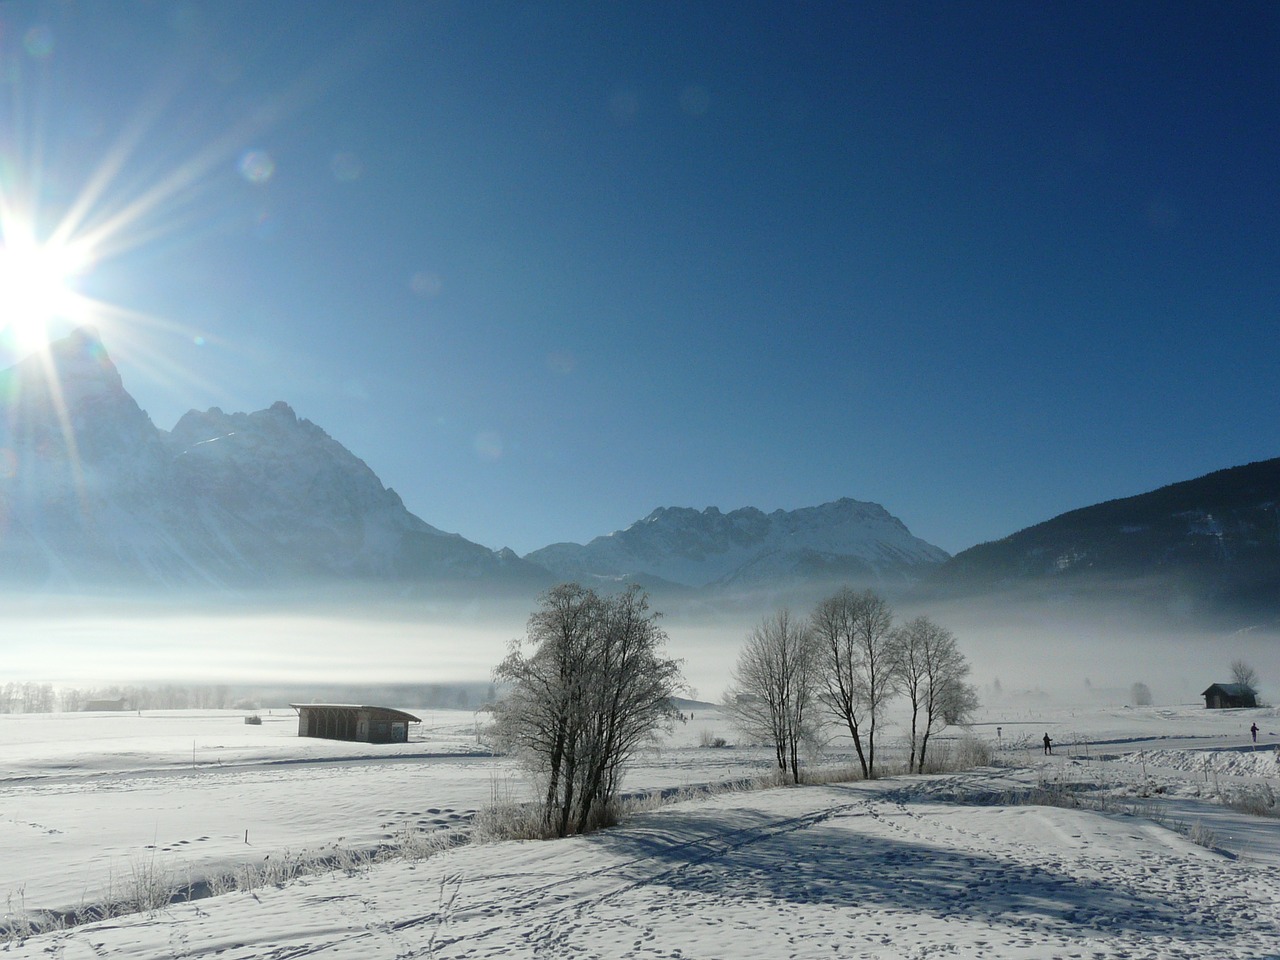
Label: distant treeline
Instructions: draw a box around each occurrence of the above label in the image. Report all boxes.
[0,682,238,713]
[0,681,497,714]
[244,682,498,711]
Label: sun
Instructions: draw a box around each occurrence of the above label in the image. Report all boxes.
[0,220,94,353]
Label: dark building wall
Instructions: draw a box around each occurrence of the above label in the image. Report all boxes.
[298,706,359,740]
[1202,685,1258,709]
[294,705,415,742]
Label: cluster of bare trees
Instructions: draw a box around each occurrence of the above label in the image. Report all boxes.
[0,682,57,714]
[725,588,977,783]
[489,583,684,837]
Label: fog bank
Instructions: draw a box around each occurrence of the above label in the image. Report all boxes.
[3,592,1274,710]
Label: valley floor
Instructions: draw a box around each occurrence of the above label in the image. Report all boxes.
[3,704,1279,958]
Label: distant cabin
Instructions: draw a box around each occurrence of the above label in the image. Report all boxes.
[291,703,420,744]
[1201,683,1258,709]
[82,698,128,712]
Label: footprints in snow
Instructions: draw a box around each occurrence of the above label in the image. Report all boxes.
[10,818,63,835]
[378,806,468,840]
[147,835,211,852]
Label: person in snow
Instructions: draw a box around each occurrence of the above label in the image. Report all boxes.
[1043,732,1052,755]
[1252,722,1259,743]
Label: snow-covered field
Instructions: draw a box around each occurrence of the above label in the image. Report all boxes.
[3,703,1279,958]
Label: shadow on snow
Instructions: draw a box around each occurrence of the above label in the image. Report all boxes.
[592,803,1227,942]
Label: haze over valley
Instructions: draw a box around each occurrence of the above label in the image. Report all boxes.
[2,330,1275,707]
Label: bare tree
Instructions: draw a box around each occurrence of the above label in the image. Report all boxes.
[1230,659,1259,696]
[893,616,979,772]
[489,583,682,836]
[724,609,819,784]
[570,585,684,834]
[810,587,897,778]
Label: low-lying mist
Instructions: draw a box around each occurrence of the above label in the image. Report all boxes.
[901,595,1277,709]
[2,586,1273,711]
[2,601,527,691]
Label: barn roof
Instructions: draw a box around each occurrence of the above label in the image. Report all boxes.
[1201,683,1254,698]
[290,704,422,723]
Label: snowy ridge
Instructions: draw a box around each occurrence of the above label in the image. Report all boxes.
[933,457,1280,624]
[526,499,949,589]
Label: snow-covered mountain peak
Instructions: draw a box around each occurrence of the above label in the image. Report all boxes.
[0,331,544,592]
[2,326,127,413]
[526,498,949,591]
[0,326,158,470]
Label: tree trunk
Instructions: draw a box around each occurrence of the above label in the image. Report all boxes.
[908,699,920,773]
[846,719,869,779]
[867,714,877,779]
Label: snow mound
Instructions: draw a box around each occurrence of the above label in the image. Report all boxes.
[1116,747,1280,778]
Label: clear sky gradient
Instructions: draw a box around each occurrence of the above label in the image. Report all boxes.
[1,1,1276,556]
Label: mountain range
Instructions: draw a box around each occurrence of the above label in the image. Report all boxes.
[527,500,948,591]
[0,330,943,598]
[2,329,1276,625]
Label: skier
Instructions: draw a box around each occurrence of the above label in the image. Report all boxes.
[1043,732,1052,755]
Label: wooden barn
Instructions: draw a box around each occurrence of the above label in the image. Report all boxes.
[291,704,421,744]
[1201,683,1258,709]
[82,698,128,711]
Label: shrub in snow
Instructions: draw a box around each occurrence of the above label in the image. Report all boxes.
[1223,782,1277,818]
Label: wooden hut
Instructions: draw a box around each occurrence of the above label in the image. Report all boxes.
[82,698,128,711]
[1200,683,1258,709]
[290,704,421,743]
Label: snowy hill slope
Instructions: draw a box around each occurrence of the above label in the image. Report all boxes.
[932,458,1280,623]
[0,329,542,591]
[526,499,949,590]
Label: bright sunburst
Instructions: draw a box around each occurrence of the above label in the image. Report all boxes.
[0,219,95,354]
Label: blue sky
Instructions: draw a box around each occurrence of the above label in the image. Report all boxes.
[1,1,1276,556]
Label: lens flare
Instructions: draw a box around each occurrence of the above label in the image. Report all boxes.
[22,25,55,60]
[411,271,442,297]
[238,150,276,184]
[474,431,503,462]
[330,151,363,182]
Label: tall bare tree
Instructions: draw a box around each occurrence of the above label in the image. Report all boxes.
[893,616,979,772]
[570,585,684,834]
[810,587,897,778]
[490,583,683,836]
[724,609,818,784]
[1230,659,1259,696]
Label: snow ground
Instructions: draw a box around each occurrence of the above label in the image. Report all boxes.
[3,703,1279,958]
